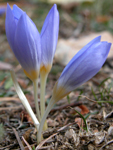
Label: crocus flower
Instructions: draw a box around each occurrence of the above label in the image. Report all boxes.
[52,36,112,102]
[37,36,112,143]
[40,4,59,74]
[5,4,41,81]
[39,4,59,120]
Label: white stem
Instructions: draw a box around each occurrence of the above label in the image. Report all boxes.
[33,80,41,122]
[10,70,39,131]
[40,73,47,119]
[37,97,55,143]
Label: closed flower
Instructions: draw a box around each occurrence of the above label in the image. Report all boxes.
[52,36,112,101]
[40,4,59,74]
[5,4,41,81]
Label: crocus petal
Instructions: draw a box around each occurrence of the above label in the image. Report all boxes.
[5,4,16,50]
[12,4,24,23]
[52,36,112,101]
[62,36,101,75]
[14,13,41,76]
[40,4,59,68]
[5,4,41,81]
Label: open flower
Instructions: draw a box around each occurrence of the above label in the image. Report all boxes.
[52,36,112,101]
[5,4,41,81]
[40,4,59,74]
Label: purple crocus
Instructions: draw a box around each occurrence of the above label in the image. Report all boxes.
[5,4,41,81]
[40,4,59,74]
[39,4,59,119]
[37,36,112,142]
[52,36,112,101]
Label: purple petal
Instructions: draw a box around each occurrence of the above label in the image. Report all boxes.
[5,4,16,50]
[41,4,59,66]
[62,36,101,76]
[41,4,57,36]
[14,13,41,72]
[12,4,24,24]
[57,39,111,93]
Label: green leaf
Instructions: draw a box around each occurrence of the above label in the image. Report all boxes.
[4,78,13,90]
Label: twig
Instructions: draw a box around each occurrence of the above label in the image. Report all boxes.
[78,95,98,103]
[79,95,113,104]
[99,139,113,150]
[36,132,57,150]
[36,122,76,149]
[50,95,97,112]
[0,143,16,150]
[0,97,20,102]
[36,145,53,149]
[18,143,37,150]
[22,136,32,150]
[12,127,24,150]
[0,105,23,111]
[50,101,82,112]
[89,119,104,125]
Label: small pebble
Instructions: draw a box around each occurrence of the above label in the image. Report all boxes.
[108,126,113,136]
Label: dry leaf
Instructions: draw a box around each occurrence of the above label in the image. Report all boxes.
[20,111,33,124]
[78,105,89,115]
[47,118,59,127]
[94,131,105,145]
[75,118,83,128]
[0,77,6,87]
[22,129,33,146]
[96,16,110,23]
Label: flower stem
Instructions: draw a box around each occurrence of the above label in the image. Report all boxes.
[10,70,39,131]
[33,80,41,122]
[37,97,55,143]
[40,72,48,119]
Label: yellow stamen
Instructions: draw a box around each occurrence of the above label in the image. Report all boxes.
[40,64,52,74]
[24,69,39,81]
[52,82,70,102]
